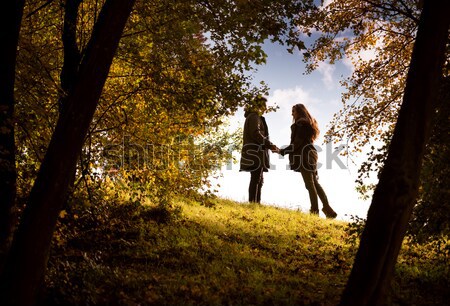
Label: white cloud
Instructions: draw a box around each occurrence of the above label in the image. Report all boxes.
[342,48,378,73]
[269,86,311,109]
[358,48,378,61]
[317,62,336,89]
[322,0,334,8]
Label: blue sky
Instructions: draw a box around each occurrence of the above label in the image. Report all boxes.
[213,41,373,221]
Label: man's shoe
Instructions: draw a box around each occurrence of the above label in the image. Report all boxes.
[310,209,319,215]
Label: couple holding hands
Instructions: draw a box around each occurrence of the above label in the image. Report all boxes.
[239,97,337,219]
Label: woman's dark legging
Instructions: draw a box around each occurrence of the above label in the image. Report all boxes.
[300,169,331,213]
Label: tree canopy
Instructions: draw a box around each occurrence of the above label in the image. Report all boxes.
[13,0,319,206]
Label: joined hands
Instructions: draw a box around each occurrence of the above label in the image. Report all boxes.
[270,144,280,154]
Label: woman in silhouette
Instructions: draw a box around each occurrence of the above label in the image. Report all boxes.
[280,103,337,218]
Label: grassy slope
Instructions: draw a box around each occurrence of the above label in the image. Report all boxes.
[45,198,449,305]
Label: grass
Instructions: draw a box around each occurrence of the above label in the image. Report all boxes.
[44,197,449,305]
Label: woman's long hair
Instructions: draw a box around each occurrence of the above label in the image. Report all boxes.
[293,103,319,141]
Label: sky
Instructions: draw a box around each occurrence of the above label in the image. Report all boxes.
[212,41,374,221]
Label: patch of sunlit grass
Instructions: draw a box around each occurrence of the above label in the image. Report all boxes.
[45,196,449,305]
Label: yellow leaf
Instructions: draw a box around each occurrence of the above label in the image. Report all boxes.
[59,210,67,219]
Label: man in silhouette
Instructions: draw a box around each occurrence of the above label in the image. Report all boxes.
[240,96,278,203]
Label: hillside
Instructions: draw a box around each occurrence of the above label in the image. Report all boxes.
[45,198,449,305]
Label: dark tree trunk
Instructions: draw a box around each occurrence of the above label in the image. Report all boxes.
[0,0,25,264]
[59,0,82,116]
[340,1,450,306]
[0,0,136,305]
[60,0,82,201]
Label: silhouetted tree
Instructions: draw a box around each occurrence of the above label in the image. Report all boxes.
[0,0,136,305]
[0,0,25,263]
[340,1,450,305]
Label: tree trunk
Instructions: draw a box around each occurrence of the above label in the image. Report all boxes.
[0,0,136,305]
[340,1,450,305]
[0,0,25,264]
[60,0,82,203]
[59,0,81,117]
